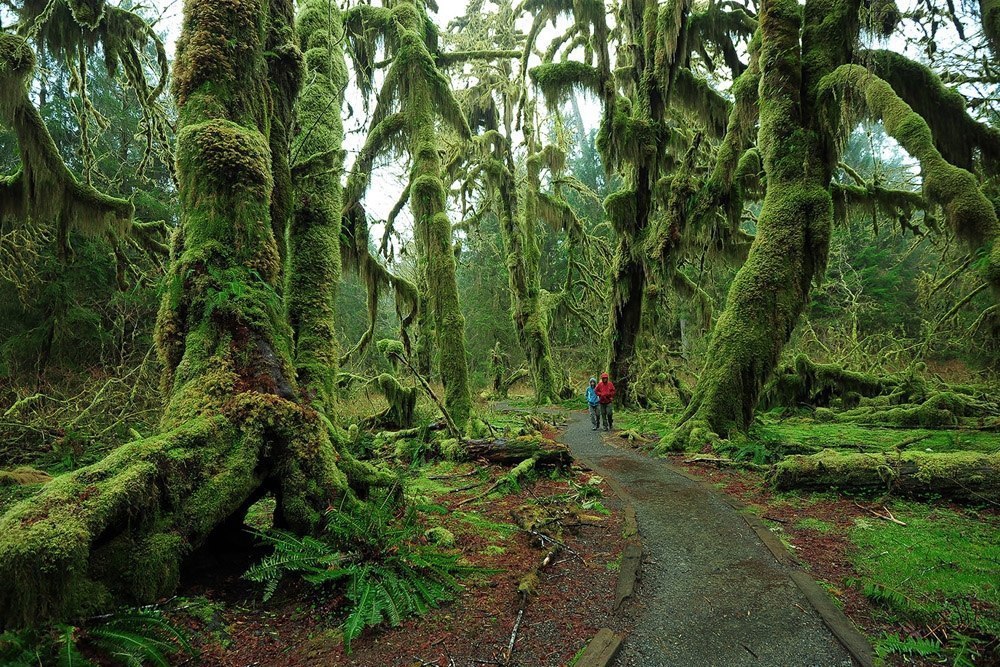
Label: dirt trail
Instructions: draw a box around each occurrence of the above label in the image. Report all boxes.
[558,409,864,667]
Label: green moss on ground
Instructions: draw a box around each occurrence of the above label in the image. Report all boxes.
[850,504,1000,663]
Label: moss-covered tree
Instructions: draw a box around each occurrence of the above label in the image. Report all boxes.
[0,0,392,629]
[667,0,1000,448]
[342,0,473,428]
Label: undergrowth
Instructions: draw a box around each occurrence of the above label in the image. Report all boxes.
[0,607,193,666]
[245,495,487,651]
[849,505,1000,665]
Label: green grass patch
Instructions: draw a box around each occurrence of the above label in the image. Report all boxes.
[403,461,477,497]
[613,410,676,439]
[605,553,622,572]
[453,511,519,539]
[849,504,1000,663]
[794,517,834,532]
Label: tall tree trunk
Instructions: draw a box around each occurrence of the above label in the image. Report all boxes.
[398,3,473,428]
[496,128,563,404]
[605,150,653,407]
[606,231,646,407]
[667,0,857,447]
[409,106,472,427]
[286,0,348,410]
[0,0,372,629]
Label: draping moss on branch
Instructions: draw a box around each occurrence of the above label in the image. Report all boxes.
[818,64,1000,293]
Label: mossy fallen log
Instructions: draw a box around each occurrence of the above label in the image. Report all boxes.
[769,450,1000,502]
[838,392,1000,427]
[458,435,571,467]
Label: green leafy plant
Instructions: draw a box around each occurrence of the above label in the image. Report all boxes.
[246,499,484,651]
[873,632,945,661]
[0,608,193,667]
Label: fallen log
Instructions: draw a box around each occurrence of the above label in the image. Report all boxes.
[460,435,572,467]
[769,449,1000,503]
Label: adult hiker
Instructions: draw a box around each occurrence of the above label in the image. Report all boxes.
[586,377,600,430]
[595,372,615,431]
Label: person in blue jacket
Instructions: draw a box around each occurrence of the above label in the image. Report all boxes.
[585,377,600,430]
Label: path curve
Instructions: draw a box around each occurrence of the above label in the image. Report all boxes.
[558,409,867,667]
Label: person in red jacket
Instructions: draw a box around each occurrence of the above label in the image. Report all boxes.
[594,372,615,431]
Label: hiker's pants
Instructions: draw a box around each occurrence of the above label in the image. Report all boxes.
[599,403,613,429]
[589,403,600,428]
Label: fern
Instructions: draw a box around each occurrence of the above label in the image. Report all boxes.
[244,530,344,600]
[0,609,192,667]
[873,632,945,660]
[245,496,488,651]
[87,609,194,667]
[55,625,88,667]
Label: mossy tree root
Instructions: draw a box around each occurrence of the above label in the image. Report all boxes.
[769,450,1000,503]
[0,400,361,629]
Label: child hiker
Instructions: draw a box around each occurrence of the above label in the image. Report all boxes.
[586,377,600,430]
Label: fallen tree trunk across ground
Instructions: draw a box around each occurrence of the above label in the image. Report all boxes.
[460,436,572,467]
[769,450,1000,503]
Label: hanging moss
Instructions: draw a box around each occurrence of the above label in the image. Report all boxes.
[374,373,418,428]
[672,67,730,139]
[529,61,604,109]
[699,31,760,229]
[859,0,901,36]
[862,49,1000,174]
[504,130,566,404]
[818,64,1000,293]
[0,34,134,253]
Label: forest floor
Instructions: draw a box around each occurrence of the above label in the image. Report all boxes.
[163,415,631,667]
[3,397,997,666]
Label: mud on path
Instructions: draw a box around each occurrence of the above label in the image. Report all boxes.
[557,409,864,667]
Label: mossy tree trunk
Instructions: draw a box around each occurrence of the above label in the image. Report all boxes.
[667,0,856,447]
[491,122,564,404]
[0,0,384,629]
[409,96,473,428]
[286,0,349,410]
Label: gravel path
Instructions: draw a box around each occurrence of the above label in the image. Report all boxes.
[558,410,858,667]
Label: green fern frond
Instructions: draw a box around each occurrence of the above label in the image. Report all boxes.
[55,626,90,667]
[873,632,944,660]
